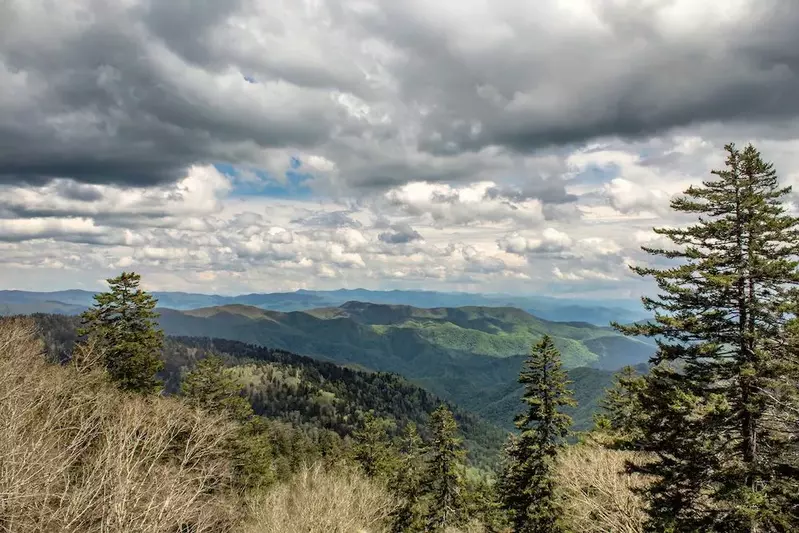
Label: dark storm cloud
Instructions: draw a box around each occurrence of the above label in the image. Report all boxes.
[361,0,799,154]
[378,222,423,244]
[2,0,798,191]
[0,1,347,187]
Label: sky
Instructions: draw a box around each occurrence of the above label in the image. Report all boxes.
[1,0,799,299]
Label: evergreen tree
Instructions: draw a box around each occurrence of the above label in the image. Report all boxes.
[616,143,799,532]
[421,405,467,531]
[390,422,426,533]
[181,355,253,422]
[597,365,646,449]
[499,335,575,533]
[180,354,274,492]
[231,416,276,492]
[352,411,398,479]
[463,473,508,533]
[78,271,164,393]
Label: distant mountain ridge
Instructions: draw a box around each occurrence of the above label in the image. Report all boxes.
[0,288,650,325]
[155,301,656,429]
[165,300,654,368]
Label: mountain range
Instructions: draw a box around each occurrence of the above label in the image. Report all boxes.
[10,289,656,432]
[155,301,655,429]
[0,288,650,325]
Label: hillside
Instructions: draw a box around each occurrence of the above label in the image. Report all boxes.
[156,302,649,429]
[165,301,655,369]
[26,313,507,468]
[162,336,507,469]
[2,310,647,533]
[29,309,625,435]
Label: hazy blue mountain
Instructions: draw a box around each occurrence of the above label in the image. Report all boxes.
[0,288,649,325]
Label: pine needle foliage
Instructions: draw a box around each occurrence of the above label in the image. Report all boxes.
[499,335,576,533]
[597,365,647,450]
[78,271,164,393]
[390,422,426,533]
[422,405,468,531]
[182,355,254,423]
[353,411,399,480]
[615,143,799,532]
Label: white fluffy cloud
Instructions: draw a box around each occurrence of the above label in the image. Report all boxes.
[382,181,546,225]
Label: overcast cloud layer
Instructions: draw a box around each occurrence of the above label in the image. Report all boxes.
[2,0,799,299]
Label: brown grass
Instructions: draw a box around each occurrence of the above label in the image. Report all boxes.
[0,317,240,533]
[243,463,398,533]
[556,444,652,533]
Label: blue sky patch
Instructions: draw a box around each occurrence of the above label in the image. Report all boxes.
[215,162,315,199]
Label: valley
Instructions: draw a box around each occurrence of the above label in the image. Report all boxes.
[159,300,655,430]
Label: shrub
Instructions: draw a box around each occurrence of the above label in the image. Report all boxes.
[244,463,398,533]
[556,444,651,533]
[0,318,239,532]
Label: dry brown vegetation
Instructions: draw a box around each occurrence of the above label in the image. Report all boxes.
[0,317,404,533]
[556,443,651,533]
[244,463,397,533]
[0,318,239,533]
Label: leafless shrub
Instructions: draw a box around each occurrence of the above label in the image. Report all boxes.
[0,318,240,533]
[244,462,398,533]
[556,444,652,533]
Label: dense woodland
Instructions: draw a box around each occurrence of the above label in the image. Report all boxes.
[3,143,799,532]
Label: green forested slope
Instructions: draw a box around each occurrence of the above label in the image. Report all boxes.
[29,310,640,446]
[162,336,507,469]
[157,302,653,420]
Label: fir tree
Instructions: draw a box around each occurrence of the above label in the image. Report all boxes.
[181,355,253,423]
[616,143,799,532]
[598,365,646,449]
[499,335,575,533]
[422,405,467,531]
[180,354,274,492]
[352,411,398,479]
[230,416,276,492]
[78,271,164,393]
[390,422,426,533]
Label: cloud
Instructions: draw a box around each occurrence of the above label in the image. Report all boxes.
[3,0,797,193]
[0,0,350,186]
[3,1,799,297]
[0,217,105,242]
[603,178,672,214]
[0,166,231,225]
[382,181,545,225]
[553,267,618,282]
[498,228,573,255]
[485,180,576,205]
[294,211,363,229]
[378,222,423,244]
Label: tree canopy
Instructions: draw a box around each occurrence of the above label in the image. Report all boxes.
[78,271,164,393]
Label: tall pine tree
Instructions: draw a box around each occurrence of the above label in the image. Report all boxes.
[422,405,467,531]
[616,143,799,532]
[596,365,647,450]
[390,422,426,533]
[78,271,164,393]
[181,355,253,422]
[499,335,575,533]
[352,411,398,480]
[181,355,275,492]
